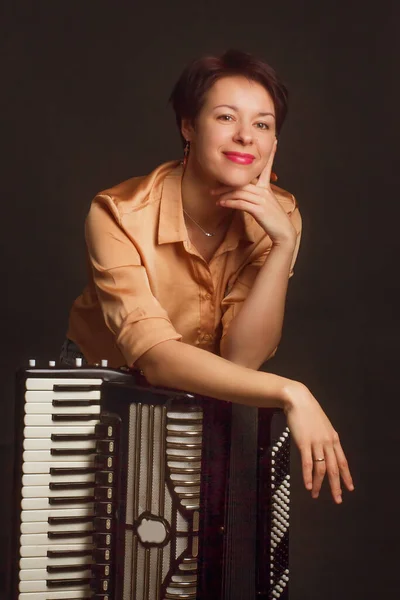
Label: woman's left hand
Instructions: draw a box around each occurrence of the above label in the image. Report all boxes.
[212,140,297,246]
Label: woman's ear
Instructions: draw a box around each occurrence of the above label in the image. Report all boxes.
[181,118,195,143]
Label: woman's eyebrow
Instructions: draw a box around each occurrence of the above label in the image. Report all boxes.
[213,104,275,118]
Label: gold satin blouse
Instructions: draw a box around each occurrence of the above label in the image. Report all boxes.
[67,161,302,367]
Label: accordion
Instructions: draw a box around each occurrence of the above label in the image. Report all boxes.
[11,363,291,600]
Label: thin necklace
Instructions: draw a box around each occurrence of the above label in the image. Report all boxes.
[183,209,216,237]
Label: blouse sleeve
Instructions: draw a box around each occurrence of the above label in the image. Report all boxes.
[220,205,302,340]
[85,199,182,367]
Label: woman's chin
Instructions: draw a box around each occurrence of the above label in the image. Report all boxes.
[214,169,256,188]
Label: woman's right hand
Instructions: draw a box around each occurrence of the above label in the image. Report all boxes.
[281,381,355,504]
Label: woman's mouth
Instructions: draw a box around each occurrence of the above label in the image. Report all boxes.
[223,152,255,165]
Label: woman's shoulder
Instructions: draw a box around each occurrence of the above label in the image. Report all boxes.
[89,161,181,222]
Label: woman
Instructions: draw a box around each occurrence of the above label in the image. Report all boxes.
[62,49,354,504]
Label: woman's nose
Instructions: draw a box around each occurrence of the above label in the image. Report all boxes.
[233,124,253,145]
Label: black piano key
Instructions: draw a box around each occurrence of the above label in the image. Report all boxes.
[50,466,96,475]
[49,481,94,490]
[47,577,91,588]
[92,548,111,562]
[94,423,117,438]
[47,564,92,574]
[52,414,99,422]
[96,440,116,454]
[49,495,94,505]
[94,487,114,501]
[91,564,111,578]
[53,384,101,392]
[99,414,120,426]
[48,549,92,558]
[90,578,111,593]
[52,399,100,406]
[48,516,93,525]
[51,448,94,456]
[94,455,115,469]
[94,502,114,517]
[95,471,114,485]
[92,532,112,547]
[48,530,93,539]
[93,517,113,533]
[51,433,96,442]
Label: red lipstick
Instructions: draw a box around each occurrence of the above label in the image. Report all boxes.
[223,152,255,165]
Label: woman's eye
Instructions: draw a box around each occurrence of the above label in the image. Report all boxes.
[256,122,269,130]
[218,114,234,122]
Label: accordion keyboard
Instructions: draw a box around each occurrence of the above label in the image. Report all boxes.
[19,375,104,600]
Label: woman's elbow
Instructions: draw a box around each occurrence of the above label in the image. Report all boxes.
[219,341,280,370]
[134,340,179,387]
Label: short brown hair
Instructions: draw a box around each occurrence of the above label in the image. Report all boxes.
[169,49,289,145]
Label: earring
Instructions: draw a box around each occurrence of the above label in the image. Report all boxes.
[182,140,190,168]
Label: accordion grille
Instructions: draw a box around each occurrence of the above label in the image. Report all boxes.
[123,402,202,600]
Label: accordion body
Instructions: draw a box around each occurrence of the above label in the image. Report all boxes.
[11,365,290,600]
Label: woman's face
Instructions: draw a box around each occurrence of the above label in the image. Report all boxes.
[182,75,277,188]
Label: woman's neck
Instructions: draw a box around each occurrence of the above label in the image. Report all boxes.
[181,158,233,230]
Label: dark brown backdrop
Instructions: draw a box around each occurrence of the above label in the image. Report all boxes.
[1,1,399,598]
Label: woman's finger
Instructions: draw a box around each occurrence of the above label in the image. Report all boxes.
[323,445,343,504]
[300,446,314,492]
[218,189,265,207]
[333,436,354,491]
[256,138,278,188]
[311,446,327,499]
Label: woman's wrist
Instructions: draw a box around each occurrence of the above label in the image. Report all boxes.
[279,379,308,414]
[270,232,297,252]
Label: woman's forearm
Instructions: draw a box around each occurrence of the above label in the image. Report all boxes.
[220,240,296,369]
[136,339,293,409]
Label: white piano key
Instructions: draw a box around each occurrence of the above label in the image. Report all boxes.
[26,378,102,390]
[19,590,91,599]
[21,498,94,510]
[20,579,91,592]
[24,403,100,415]
[20,567,92,581]
[20,554,92,568]
[22,446,94,466]
[23,451,96,463]
[24,426,96,439]
[20,542,92,557]
[25,390,101,402]
[22,486,94,499]
[22,473,95,486]
[23,438,96,450]
[20,532,93,546]
[23,461,94,474]
[21,508,93,522]
[25,415,99,426]
[21,520,93,534]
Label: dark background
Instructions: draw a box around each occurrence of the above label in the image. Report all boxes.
[1,1,399,599]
